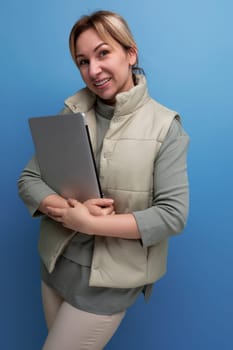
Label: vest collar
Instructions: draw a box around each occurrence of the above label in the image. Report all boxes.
[114,75,150,116]
[64,75,149,116]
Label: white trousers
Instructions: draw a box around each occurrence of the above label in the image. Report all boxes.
[41,282,126,350]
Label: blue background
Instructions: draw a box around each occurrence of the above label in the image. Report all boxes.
[1,0,232,349]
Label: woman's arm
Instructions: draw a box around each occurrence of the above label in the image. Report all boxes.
[18,156,115,217]
[46,198,141,239]
[18,156,60,216]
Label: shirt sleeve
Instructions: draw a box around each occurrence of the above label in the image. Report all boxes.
[133,118,190,247]
[17,156,57,216]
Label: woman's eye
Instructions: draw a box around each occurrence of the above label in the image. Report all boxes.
[78,59,89,67]
[99,50,109,57]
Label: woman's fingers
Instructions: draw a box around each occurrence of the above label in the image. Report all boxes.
[67,198,79,207]
[84,198,114,207]
[101,205,115,215]
[46,206,64,219]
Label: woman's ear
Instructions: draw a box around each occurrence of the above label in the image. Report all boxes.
[128,46,138,66]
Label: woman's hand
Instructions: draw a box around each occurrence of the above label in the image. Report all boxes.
[83,198,115,216]
[39,194,70,215]
[46,198,92,232]
[46,197,115,232]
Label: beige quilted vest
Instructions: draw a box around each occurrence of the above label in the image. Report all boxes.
[38,75,178,288]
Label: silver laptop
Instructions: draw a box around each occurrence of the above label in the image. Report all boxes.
[29,113,102,202]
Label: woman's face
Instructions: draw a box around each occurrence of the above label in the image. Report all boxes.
[75,28,137,105]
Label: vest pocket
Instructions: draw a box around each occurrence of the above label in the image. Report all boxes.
[89,236,149,288]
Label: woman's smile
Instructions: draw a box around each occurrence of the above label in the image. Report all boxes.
[93,77,111,88]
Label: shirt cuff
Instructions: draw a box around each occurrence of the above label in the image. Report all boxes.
[133,209,169,247]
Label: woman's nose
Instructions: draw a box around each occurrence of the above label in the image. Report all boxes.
[88,60,101,77]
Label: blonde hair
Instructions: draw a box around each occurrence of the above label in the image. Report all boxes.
[69,10,143,75]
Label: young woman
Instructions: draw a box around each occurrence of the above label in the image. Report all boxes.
[18,10,189,350]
